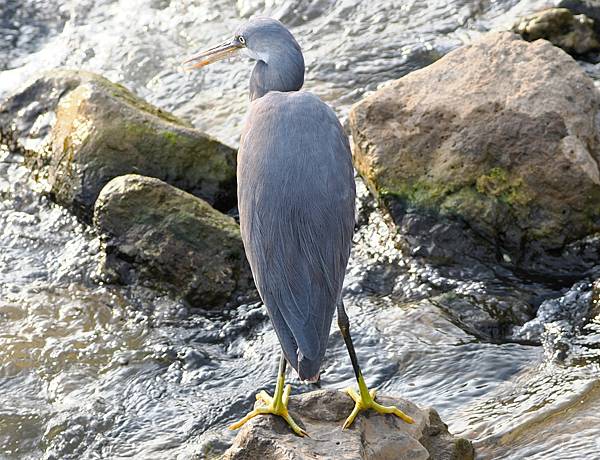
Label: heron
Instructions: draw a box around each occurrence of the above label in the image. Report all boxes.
[185,17,414,436]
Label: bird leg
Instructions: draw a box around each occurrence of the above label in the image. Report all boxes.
[229,353,308,436]
[336,301,415,429]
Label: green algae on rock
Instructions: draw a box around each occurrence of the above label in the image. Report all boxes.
[94,174,253,308]
[0,69,237,221]
[350,32,600,270]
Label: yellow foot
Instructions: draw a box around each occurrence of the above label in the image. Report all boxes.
[342,386,415,429]
[229,384,308,437]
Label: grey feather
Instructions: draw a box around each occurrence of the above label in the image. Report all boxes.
[235,18,305,101]
[238,91,355,380]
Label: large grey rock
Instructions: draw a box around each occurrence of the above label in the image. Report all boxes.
[0,69,237,221]
[350,32,600,272]
[94,174,253,308]
[222,389,474,460]
[513,7,600,57]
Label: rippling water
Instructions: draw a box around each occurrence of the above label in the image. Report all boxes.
[2,0,600,459]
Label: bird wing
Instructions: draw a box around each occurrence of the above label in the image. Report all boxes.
[237,91,355,380]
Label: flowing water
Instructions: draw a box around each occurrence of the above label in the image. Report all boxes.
[1,0,600,459]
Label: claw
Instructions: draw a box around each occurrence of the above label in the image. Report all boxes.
[342,398,362,429]
[229,385,308,437]
[342,376,415,429]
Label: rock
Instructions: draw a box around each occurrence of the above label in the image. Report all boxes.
[350,32,600,273]
[222,389,473,460]
[93,174,253,308]
[591,278,600,319]
[559,0,600,31]
[513,8,600,58]
[511,280,593,343]
[0,69,237,221]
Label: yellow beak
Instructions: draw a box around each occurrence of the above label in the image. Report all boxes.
[183,38,243,69]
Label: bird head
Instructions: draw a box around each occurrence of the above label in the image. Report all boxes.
[184,17,301,69]
[184,17,305,100]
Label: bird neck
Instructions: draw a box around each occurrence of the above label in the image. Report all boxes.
[249,49,305,101]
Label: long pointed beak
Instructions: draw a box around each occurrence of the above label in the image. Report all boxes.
[183,38,243,70]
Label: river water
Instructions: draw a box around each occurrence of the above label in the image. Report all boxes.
[1,0,600,459]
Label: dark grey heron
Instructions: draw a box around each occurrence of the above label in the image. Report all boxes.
[185,17,414,436]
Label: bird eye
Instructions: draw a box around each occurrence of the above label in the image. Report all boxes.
[238,35,246,45]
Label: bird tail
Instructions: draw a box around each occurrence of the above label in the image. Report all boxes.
[297,352,321,383]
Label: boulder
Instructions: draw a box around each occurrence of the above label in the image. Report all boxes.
[222,389,474,460]
[513,8,600,58]
[350,32,600,272]
[0,69,237,221]
[93,174,253,308]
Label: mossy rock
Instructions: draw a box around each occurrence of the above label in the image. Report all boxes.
[94,174,254,308]
[350,32,600,271]
[0,69,237,221]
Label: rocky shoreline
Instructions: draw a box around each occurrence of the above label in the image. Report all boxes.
[2,4,600,459]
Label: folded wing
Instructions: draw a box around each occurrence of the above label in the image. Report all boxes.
[237,91,355,380]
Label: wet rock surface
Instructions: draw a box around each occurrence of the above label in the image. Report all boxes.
[0,69,237,221]
[513,7,600,59]
[222,389,474,460]
[512,280,595,344]
[350,32,600,275]
[591,277,600,318]
[93,174,254,308]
